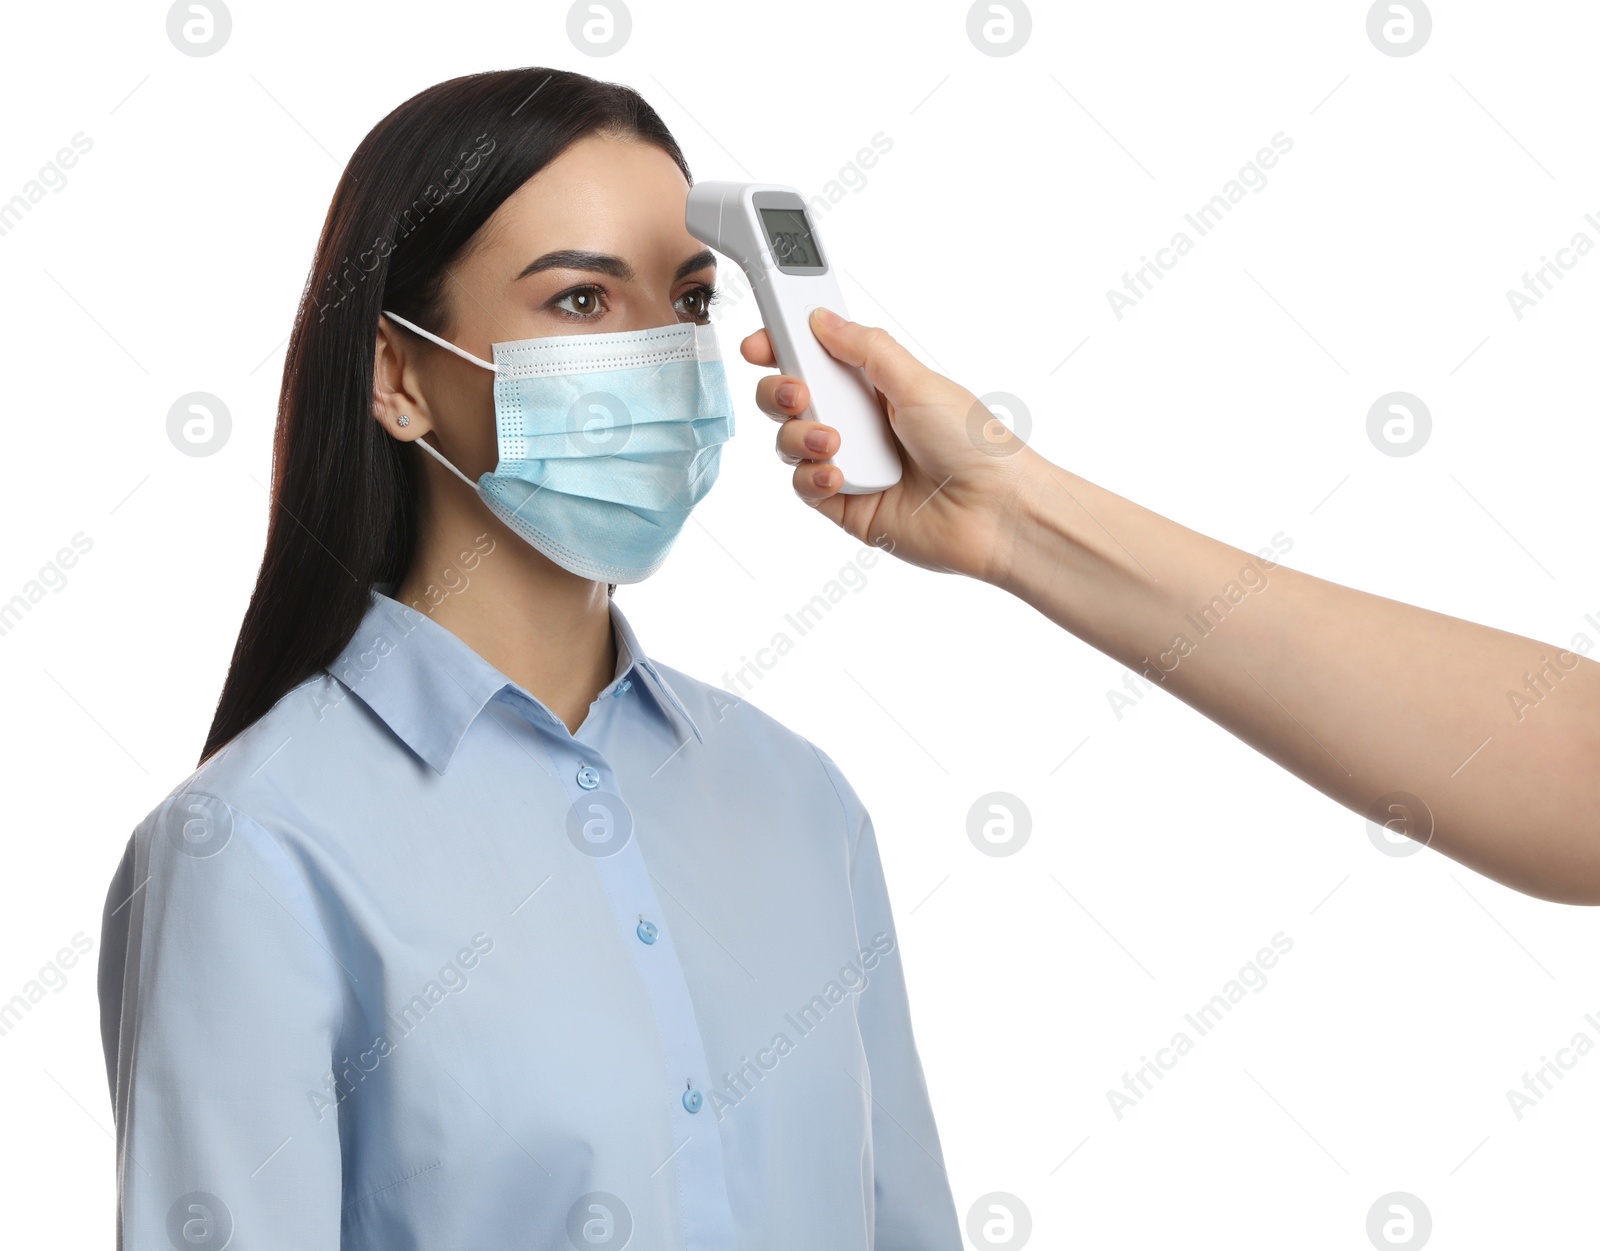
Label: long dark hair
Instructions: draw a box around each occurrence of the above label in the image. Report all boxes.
[199,68,690,766]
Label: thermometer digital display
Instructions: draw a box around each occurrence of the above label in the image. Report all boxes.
[758,208,824,270]
[686,182,902,493]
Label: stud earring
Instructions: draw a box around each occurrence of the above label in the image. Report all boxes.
[396,414,411,427]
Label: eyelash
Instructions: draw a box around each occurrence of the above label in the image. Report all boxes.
[548,282,721,323]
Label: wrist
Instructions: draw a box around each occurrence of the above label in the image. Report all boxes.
[986,449,1077,598]
[988,454,1171,647]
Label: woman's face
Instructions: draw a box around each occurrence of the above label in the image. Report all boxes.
[378,132,717,473]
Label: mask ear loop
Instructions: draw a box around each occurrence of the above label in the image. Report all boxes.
[382,309,499,491]
[409,433,481,491]
[381,309,500,373]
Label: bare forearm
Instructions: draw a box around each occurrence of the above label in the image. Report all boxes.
[997,456,1600,903]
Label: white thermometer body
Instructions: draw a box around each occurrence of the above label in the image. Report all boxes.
[686,181,902,493]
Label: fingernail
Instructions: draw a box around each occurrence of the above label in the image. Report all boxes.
[812,467,833,488]
[812,307,843,330]
[804,429,830,453]
[775,382,797,407]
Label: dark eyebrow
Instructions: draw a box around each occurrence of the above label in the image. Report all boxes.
[674,248,717,282]
[516,249,634,281]
[514,247,717,284]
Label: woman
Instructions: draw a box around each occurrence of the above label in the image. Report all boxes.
[96,69,958,1249]
[747,311,1600,905]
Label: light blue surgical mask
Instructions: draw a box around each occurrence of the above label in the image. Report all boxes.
[382,310,735,584]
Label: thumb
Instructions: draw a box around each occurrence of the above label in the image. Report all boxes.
[808,307,940,406]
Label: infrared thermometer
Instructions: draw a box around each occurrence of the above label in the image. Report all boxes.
[686,182,902,493]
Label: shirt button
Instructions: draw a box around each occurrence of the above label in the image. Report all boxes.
[613,678,633,698]
[682,1087,703,1114]
[576,764,600,790]
[636,919,658,945]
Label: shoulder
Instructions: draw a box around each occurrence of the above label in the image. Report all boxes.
[125,670,351,864]
[650,659,866,824]
[106,673,354,979]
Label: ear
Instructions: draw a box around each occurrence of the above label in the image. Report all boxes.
[372,314,436,439]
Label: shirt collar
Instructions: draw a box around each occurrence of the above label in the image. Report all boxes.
[324,584,704,775]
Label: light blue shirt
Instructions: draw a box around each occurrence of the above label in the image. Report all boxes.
[98,584,958,1249]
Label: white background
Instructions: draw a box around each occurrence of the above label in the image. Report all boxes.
[2,1,1597,1246]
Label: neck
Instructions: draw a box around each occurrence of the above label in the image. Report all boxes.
[394,466,616,736]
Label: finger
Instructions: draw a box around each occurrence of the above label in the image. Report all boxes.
[807,308,930,402]
[793,458,843,504]
[754,374,810,421]
[775,419,839,465]
[739,328,775,367]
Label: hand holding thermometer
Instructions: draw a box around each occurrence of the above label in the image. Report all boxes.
[685,182,903,493]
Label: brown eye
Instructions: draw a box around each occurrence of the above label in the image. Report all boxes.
[553,287,604,318]
[674,284,719,322]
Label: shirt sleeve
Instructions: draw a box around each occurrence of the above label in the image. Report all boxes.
[97,790,345,1247]
[811,745,961,1251]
